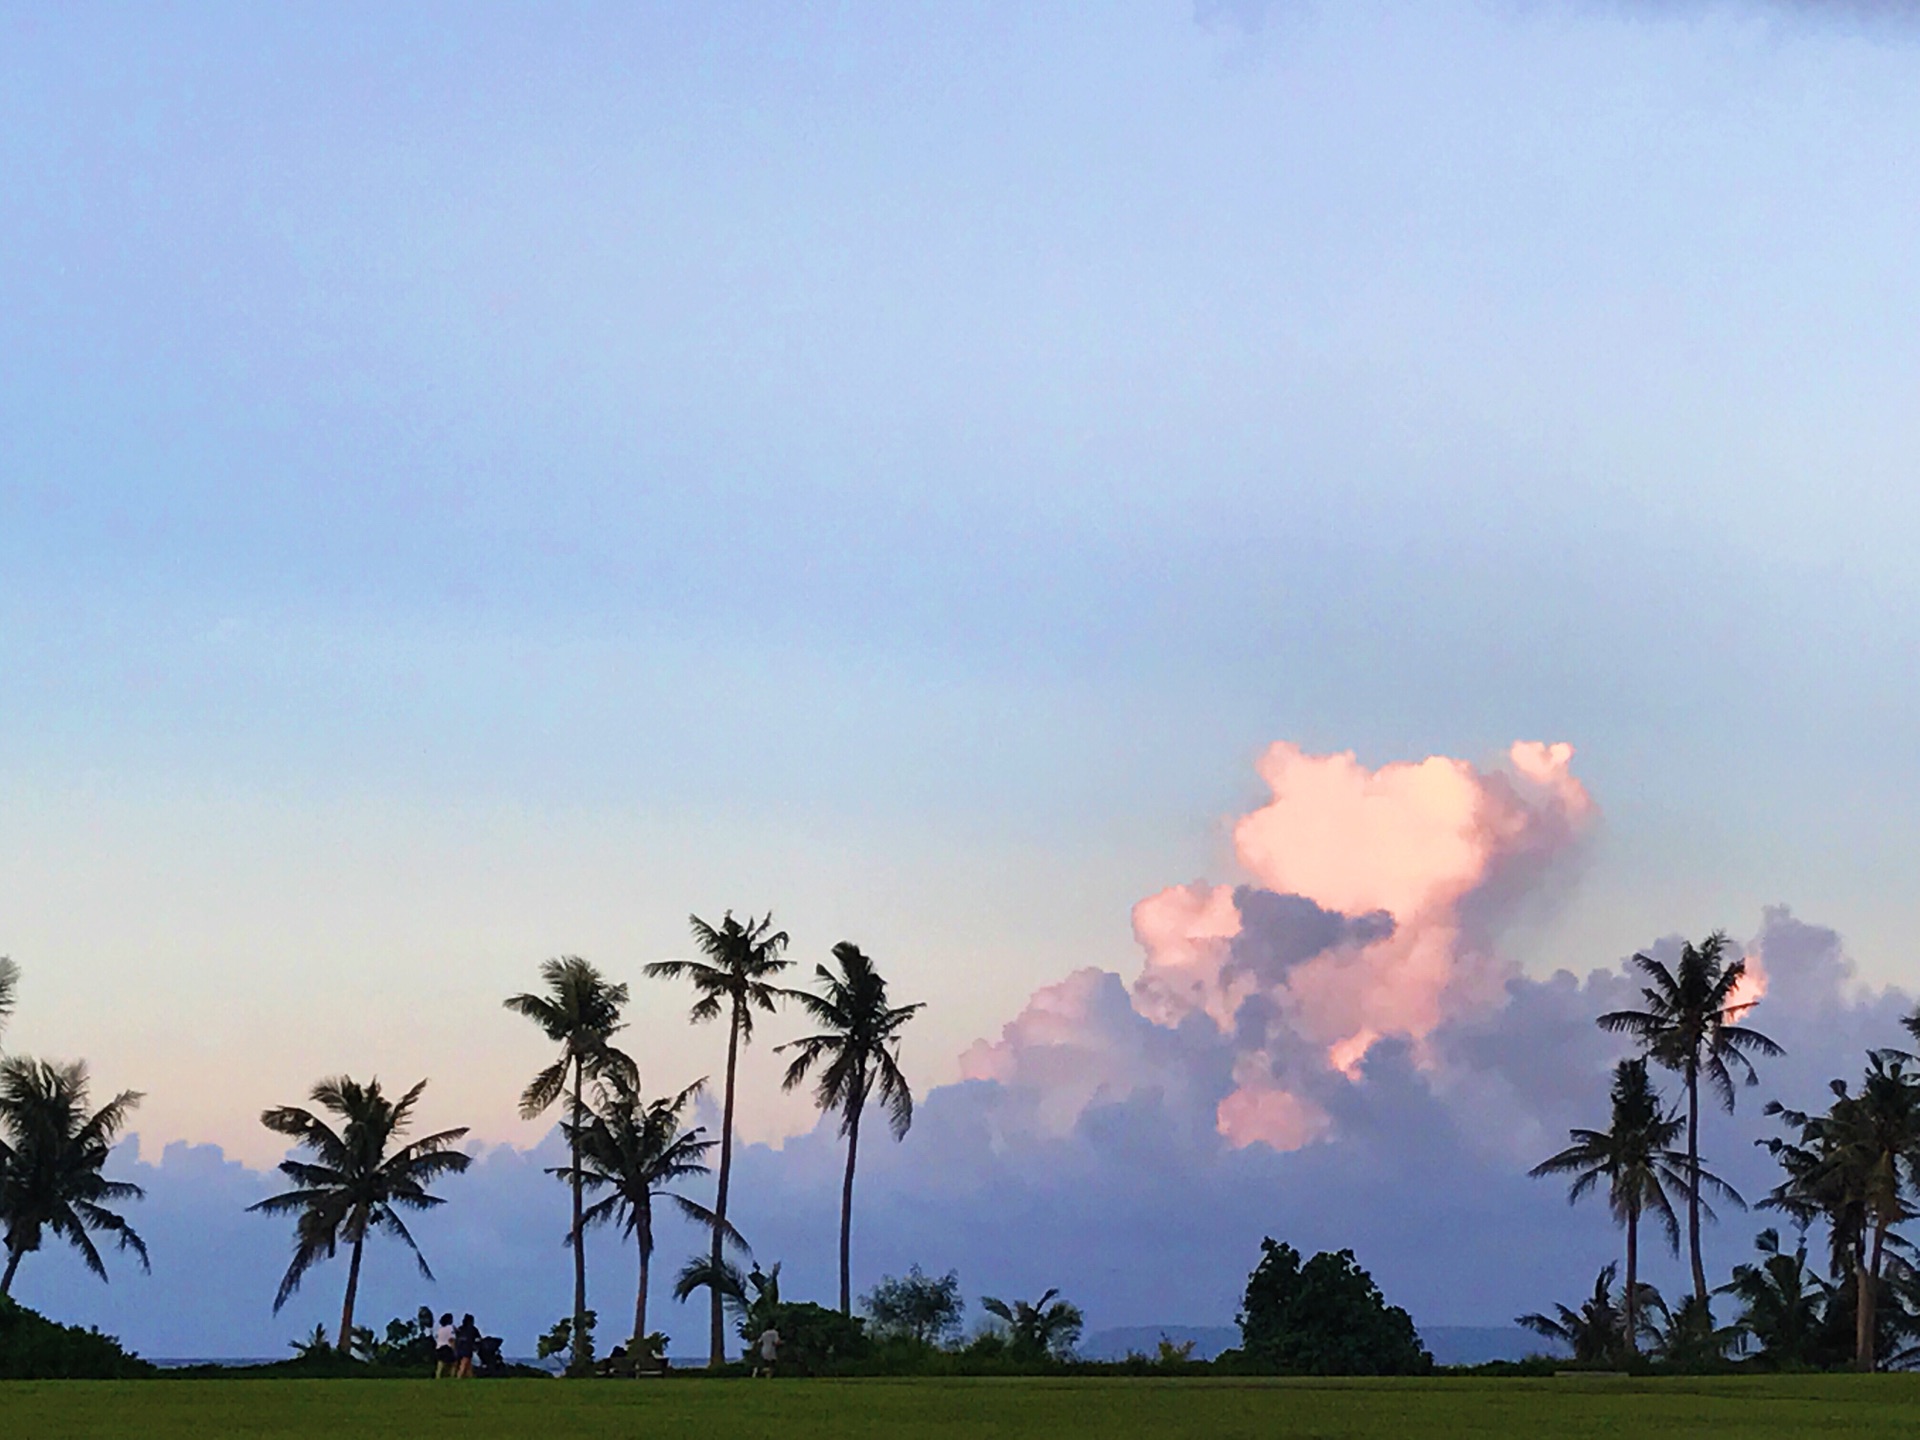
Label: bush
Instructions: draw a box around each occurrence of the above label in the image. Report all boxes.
[1236,1239,1432,1376]
[754,1301,870,1376]
[0,1295,155,1379]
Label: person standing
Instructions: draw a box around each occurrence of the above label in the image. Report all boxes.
[434,1314,457,1379]
[753,1324,780,1378]
[455,1313,480,1378]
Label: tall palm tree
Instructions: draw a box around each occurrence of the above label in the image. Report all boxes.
[644,911,790,1366]
[1529,1057,1703,1357]
[778,942,923,1314]
[1761,1050,1920,1370]
[0,1058,147,1297]
[1598,931,1782,1304]
[504,955,630,1372]
[249,1075,471,1351]
[554,1071,738,1353]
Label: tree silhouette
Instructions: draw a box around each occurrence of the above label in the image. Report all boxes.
[645,911,790,1366]
[1598,931,1780,1304]
[1518,1263,1662,1363]
[504,955,630,1372]
[1718,1227,1838,1370]
[0,958,17,1046]
[778,942,923,1314]
[981,1288,1084,1360]
[1530,1057,1704,1355]
[553,1071,739,1353]
[0,1058,147,1298]
[1761,1049,1920,1370]
[249,1075,471,1351]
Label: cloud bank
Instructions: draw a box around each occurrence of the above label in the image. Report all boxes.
[15,743,1918,1361]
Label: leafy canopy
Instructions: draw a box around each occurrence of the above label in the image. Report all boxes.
[1238,1240,1431,1376]
[0,1058,148,1287]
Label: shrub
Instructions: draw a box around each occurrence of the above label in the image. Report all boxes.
[1237,1239,1432,1376]
[0,1295,155,1379]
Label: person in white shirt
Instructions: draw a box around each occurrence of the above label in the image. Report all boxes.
[433,1314,457,1379]
[754,1326,781,1378]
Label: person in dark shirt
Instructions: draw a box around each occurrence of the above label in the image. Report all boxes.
[454,1313,480,1378]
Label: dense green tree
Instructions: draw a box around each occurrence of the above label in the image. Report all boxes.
[1761,1050,1920,1369]
[778,942,923,1314]
[1599,931,1781,1305]
[646,912,791,1366]
[1718,1228,1838,1369]
[1529,1057,1703,1355]
[0,1058,147,1298]
[863,1265,964,1346]
[1239,1240,1429,1375]
[504,955,630,1373]
[249,1076,471,1351]
[981,1288,1084,1361]
[553,1071,735,1351]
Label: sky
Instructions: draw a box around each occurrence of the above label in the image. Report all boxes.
[4,0,1920,1358]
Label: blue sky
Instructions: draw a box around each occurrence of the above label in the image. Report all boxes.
[5,0,1920,1354]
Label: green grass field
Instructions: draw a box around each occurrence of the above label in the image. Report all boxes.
[3,1376,1920,1439]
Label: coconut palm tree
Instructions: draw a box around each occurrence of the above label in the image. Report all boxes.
[1761,1050,1920,1370]
[249,1075,471,1351]
[553,1071,740,1354]
[0,958,17,1045]
[1718,1227,1838,1369]
[981,1288,1084,1360]
[0,1058,147,1297]
[504,955,630,1372]
[644,912,790,1366]
[1598,931,1782,1305]
[778,942,923,1314]
[1517,1264,1662,1363]
[1529,1057,1702,1355]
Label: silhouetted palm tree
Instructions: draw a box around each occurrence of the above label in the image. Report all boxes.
[1761,1050,1920,1370]
[249,1075,471,1351]
[554,1071,739,1352]
[1718,1227,1837,1369]
[645,912,790,1366]
[0,958,17,1045]
[1530,1057,1702,1355]
[1517,1264,1661,1363]
[1598,931,1781,1304]
[0,1058,147,1297]
[778,942,923,1314]
[981,1288,1084,1360]
[504,956,630,1372]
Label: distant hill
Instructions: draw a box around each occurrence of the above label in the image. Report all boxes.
[1418,1326,1552,1366]
[1081,1323,1549,1367]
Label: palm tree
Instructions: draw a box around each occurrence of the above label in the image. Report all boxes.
[1761,1050,1920,1370]
[1517,1264,1662,1363]
[0,958,17,1045]
[1718,1227,1837,1369]
[1529,1057,1700,1355]
[249,1075,471,1351]
[981,1288,1084,1360]
[778,942,923,1314]
[554,1071,739,1353]
[1598,931,1782,1304]
[644,911,790,1366]
[504,955,630,1372]
[0,1058,147,1297]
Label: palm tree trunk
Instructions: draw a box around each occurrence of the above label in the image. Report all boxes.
[710,1003,742,1369]
[839,1094,863,1315]
[635,1228,650,1361]
[1686,1064,1706,1306]
[1858,1220,1885,1371]
[1624,1203,1639,1361]
[0,1244,21,1297]
[571,1058,588,1372]
[337,1231,365,1352]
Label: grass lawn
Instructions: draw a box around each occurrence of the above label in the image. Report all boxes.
[3,1375,1919,1438]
